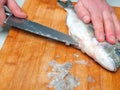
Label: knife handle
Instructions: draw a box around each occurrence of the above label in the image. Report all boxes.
[5,11,12,17]
[4,6,12,17]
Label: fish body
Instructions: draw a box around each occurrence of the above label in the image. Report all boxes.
[58,0,120,71]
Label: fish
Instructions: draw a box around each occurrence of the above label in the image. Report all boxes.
[58,0,120,71]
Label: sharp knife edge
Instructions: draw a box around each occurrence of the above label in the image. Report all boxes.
[4,15,79,46]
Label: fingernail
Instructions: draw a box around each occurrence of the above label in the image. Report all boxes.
[99,34,105,41]
[83,16,90,23]
[110,36,116,43]
[117,37,120,41]
[97,34,104,42]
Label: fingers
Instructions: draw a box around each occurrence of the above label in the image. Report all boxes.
[91,11,105,42]
[112,12,120,41]
[0,7,6,26]
[75,0,120,44]
[92,9,117,44]
[102,10,116,44]
[74,1,105,42]
[7,0,27,18]
[74,1,91,23]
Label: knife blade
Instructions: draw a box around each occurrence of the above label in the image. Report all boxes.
[4,15,79,46]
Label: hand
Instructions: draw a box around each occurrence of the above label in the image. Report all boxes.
[0,0,27,26]
[75,0,120,44]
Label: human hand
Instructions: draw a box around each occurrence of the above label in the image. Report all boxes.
[75,0,120,44]
[0,0,27,26]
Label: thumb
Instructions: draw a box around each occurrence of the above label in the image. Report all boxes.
[7,0,27,18]
[75,1,91,23]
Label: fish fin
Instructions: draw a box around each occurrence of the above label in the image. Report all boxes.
[57,0,74,9]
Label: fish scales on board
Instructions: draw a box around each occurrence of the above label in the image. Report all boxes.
[58,0,120,71]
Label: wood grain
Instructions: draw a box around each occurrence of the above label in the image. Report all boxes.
[0,0,120,90]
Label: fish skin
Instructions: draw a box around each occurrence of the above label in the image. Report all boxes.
[58,0,120,71]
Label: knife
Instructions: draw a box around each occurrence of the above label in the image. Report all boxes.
[4,13,79,46]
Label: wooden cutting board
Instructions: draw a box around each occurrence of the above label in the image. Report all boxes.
[0,0,120,90]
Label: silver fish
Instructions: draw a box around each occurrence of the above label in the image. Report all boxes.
[58,0,120,71]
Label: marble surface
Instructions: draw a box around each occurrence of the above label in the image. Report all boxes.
[0,0,120,49]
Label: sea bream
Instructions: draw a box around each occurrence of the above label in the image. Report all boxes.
[58,0,120,71]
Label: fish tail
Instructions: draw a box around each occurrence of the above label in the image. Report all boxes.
[57,0,74,9]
